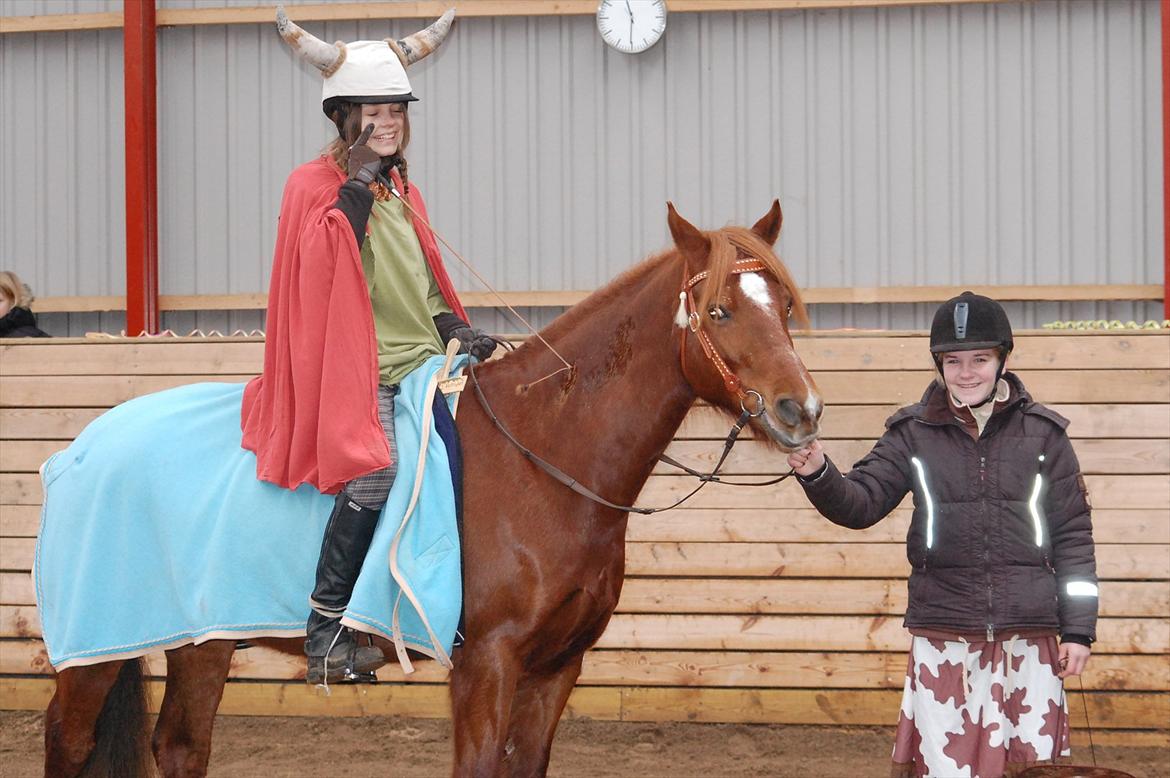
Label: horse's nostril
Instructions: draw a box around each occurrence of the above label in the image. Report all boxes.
[776,398,803,427]
[812,397,824,421]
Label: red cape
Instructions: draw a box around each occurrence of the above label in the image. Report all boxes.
[241,156,467,493]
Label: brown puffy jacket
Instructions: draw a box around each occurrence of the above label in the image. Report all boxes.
[799,372,1098,642]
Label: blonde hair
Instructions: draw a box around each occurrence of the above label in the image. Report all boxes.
[0,271,33,309]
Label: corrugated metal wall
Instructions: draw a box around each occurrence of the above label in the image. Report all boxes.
[1,0,1163,336]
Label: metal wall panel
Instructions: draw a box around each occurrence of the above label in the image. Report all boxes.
[1,0,1163,336]
[1,19,125,337]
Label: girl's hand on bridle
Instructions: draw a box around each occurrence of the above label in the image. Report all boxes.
[787,440,825,477]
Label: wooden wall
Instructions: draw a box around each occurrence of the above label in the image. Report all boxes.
[1,332,1167,745]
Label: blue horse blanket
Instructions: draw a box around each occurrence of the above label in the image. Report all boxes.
[35,354,466,671]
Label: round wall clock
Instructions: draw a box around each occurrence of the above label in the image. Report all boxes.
[597,0,668,55]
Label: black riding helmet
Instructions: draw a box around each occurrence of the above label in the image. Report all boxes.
[930,291,1014,356]
[929,292,1014,401]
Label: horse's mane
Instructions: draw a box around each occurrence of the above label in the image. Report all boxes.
[504,225,807,362]
[692,226,808,330]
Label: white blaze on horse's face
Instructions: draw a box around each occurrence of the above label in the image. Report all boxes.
[738,272,772,309]
[723,271,823,451]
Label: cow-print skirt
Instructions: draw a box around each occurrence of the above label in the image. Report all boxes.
[890,634,1071,778]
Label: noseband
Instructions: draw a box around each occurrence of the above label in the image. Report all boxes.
[679,257,771,417]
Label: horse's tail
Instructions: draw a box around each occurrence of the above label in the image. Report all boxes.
[80,658,152,778]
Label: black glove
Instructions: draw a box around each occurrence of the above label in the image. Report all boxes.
[347,124,382,184]
[434,312,497,362]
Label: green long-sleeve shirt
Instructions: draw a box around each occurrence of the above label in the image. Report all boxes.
[360,195,451,385]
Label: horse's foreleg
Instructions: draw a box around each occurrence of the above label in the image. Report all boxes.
[502,656,585,778]
[449,644,523,778]
[44,661,132,778]
[151,640,235,778]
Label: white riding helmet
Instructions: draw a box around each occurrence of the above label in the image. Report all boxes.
[275,6,455,110]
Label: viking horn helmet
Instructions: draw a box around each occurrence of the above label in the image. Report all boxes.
[275,5,455,111]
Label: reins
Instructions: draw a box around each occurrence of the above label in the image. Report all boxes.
[466,360,794,516]
[462,253,797,516]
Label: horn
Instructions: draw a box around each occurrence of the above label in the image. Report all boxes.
[275,6,344,73]
[388,9,456,66]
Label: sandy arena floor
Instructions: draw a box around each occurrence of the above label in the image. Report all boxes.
[3,711,1167,777]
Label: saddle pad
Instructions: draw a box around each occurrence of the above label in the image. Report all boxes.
[35,354,465,671]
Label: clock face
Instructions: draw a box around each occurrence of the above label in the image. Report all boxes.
[597,0,667,55]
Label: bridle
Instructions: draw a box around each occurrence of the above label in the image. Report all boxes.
[678,256,772,418]
[466,255,796,516]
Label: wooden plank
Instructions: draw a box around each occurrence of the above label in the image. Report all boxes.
[0,408,105,439]
[592,615,1170,655]
[1,440,66,472]
[0,505,40,536]
[4,677,1163,738]
[0,573,33,605]
[627,508,1170,545]
[8,471,1163,508]
[622,543,1167,580]
[797,283,1165,305]
[3,369,1165,408]
[682,403,1170,441]
[790,333,1170,371]
[24,283,1164,311]
[653,438,1169,476]
[633,474,1170,510]
[5,504,1166,545]
[619,687,1170,729]
[7,436,1161,475]
[3,401,1165,442]
[4,569,1162,619]
[5,640,1166,692]
[6,606,1163,653]
[2,333,1165,375]
[0,342,265,377]
[0,675,617,719]
[4,564,1162,618]
[807,370,1170,405]
[0,375,256,407]
[616,579,1168,619]
[0,11,122,33]
[8,537,1162,581]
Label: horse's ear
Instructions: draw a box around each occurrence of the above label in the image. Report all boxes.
[667,202,710,260]
[750,199,783,246]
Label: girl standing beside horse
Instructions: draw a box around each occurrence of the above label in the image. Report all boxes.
[787,292,1098,778]
[241,9,496,685]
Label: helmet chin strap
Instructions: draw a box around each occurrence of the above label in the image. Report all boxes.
[968,387,998,410]
[937,354,1006,410]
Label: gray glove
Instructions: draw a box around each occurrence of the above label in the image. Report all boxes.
[347,124,382,184]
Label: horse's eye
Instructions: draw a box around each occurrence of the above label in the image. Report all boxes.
[708,305,730,321]
[786,302,793,317]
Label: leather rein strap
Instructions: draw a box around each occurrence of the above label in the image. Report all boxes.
[466,259,794,516]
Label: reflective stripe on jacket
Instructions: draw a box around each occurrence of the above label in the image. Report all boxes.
[799,372,1098,641]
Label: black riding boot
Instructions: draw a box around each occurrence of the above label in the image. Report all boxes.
[305,494,387,684]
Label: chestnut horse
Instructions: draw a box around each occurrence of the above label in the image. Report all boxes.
[43,202,821,777]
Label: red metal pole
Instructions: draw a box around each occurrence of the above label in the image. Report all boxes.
[124,0,159,336]
[1163,0,1169,320]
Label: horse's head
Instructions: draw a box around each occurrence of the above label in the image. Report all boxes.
[667,201,822,451]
